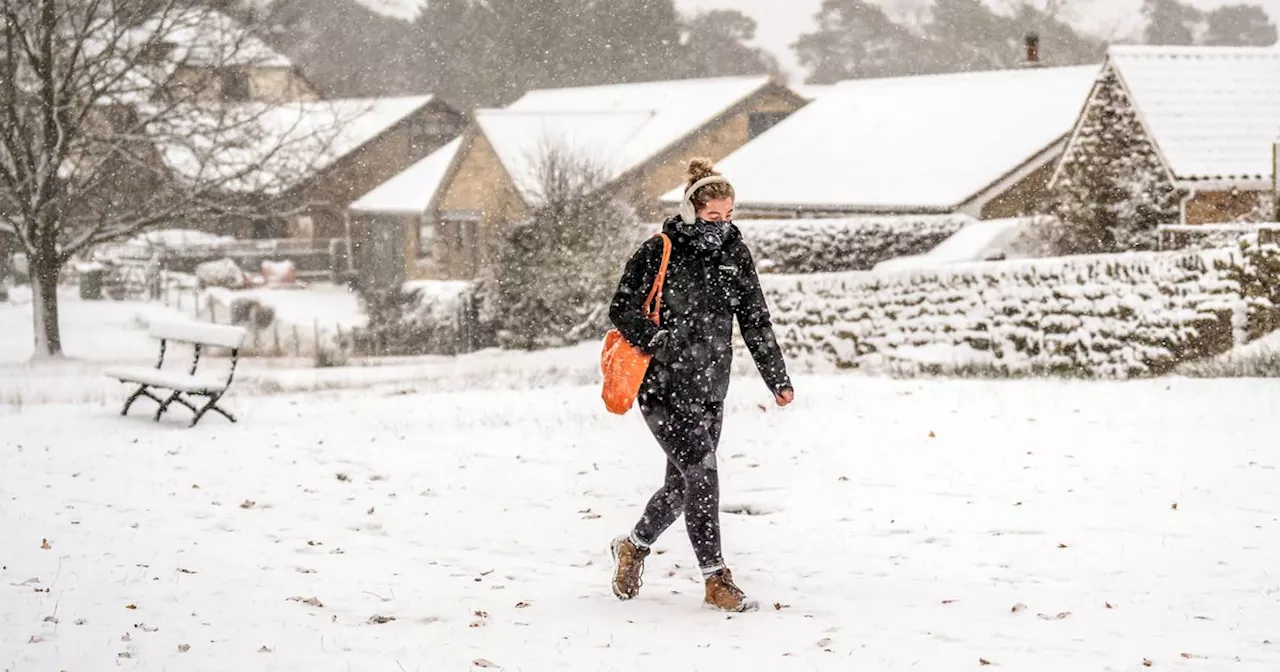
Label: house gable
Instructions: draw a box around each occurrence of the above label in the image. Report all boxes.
[621,84,807,219]
[1048,61,1180,193]
[291,98,465,239]
[417,126,525,280]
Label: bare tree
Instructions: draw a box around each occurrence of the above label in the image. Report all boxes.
[491,138,639,350]
[0,0,349,357]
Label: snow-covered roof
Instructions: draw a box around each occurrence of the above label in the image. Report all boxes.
[350,136,463,214]
[155,96,435,195]
[660,66,1098,212]
[793,84,834,101]
[476,76,778,204]
[137,9,293,69]
[873,216,1037,271]
[1108,46,1280,187]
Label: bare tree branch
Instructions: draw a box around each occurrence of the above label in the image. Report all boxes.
[1,0,352,355]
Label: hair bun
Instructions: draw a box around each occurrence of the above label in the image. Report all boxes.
[685,158,719,185]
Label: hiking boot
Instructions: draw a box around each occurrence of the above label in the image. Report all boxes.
[704,568,759,612]
[610,535,650,600]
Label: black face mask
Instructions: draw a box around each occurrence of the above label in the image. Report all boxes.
[679,217,729,251]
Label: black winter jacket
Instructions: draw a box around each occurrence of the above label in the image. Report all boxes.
[608,216,791,404]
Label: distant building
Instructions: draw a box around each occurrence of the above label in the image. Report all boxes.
[659,66,1099,221]
[1051,46,1280,225]
[347,138,464,289]
[132,9,319,104]
[353,75,807,285]
[155,96,464,240]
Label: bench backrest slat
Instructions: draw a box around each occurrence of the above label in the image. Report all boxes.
[149,319,247,349]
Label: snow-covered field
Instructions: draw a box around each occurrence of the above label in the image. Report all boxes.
[6,284,1280,670]
[5,334,1280,669]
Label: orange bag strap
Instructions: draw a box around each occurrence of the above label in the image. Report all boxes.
[642,234,672,325]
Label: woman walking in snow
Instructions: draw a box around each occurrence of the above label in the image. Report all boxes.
[607,158,794,612]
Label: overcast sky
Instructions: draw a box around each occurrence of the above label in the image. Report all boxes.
[673,0,1280,84]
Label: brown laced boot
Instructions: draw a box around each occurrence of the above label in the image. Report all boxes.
[610,535,650,600]
[704,568,759,612]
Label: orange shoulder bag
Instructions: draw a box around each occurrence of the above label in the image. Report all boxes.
[601,233,672,415]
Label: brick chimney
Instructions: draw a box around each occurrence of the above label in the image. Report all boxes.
[1023,33,1042,67]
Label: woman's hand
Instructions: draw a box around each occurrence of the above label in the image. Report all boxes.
[775,388,794,407]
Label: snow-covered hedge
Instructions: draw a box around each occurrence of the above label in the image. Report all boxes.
[735,215,971,274]
[759,249,1264,378]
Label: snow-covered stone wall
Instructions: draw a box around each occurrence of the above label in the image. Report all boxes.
[759,250,1258,378]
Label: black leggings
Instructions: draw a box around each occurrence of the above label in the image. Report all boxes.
[632,397,725,571]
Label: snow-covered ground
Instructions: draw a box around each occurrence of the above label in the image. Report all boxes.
[7,278,1280,670]
[5,335,1280,669]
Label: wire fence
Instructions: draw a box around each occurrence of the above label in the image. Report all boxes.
[157,277,358,363]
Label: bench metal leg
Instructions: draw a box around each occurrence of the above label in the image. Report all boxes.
[189,393,234,428]
[154,391,182,422]
[122,385,163,416]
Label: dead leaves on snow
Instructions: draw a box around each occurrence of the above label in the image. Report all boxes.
[39,538,51,550]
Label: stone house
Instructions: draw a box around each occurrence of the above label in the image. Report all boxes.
[1050,46,1280,225]
[349,75,807,285]
[157,96,464,241]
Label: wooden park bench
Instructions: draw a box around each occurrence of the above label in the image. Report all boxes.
[104,319,248,428]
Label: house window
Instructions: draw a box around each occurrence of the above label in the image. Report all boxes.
[221,69,251,101]
[294,215,314,238]
[748,111,789,139]
[417,216,437,260]
[438,209,482,276]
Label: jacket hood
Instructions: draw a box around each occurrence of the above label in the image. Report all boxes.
[661,215,742,251]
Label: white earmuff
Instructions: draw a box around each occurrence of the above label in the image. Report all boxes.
[679,175,729,224]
